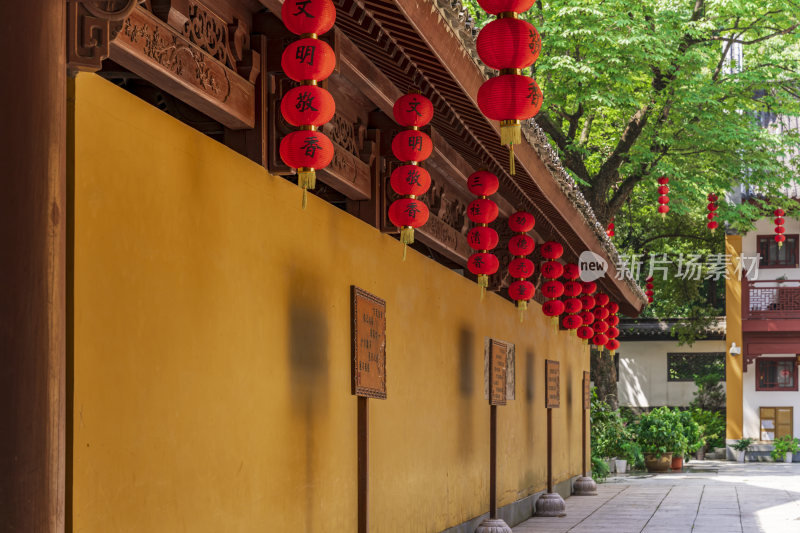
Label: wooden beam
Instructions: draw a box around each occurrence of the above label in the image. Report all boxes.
[110,5,256,129]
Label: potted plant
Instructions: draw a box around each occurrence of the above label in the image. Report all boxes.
[770,435,800,462]
[672,409,702,471]
[635,407,685,472]
[690,408,725,460]
[731,438,754,462]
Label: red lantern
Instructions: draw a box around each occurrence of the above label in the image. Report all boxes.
[580,295,596,310]
[279,131,335,193]
[656,177,669,219]
[468,253,500,276]
[541,261,564,279]
[281,85,335,127]
[281,38,336,82]
[468,227,499,251]
[592,333,609,346]
[775,208,786,216]
[607,326,620,339]
[605,338,620,353]
[577,326,594,340]
[580,310,595,325]
[708,221,719,231]
[391,130,433,162]
[658,185,669,195]
[478,74,542,122]
[509,258,535,278]
[508,234,535,256]
[658,195,670,204]
[509,211,535,232]
[776,217,786,225]
[476,18,541,70]
[393,93,434,128]
[706,193,720,234]
[509,280,535,301]
[388,198,430,228]
[541,280,565,299]
[542,299,565,317]
[607,218,615,237]
[563,263,580,280]
[594,320,609,334]
[776,226,786,234]
[468,198,500,224]
[564,298,582,314]
[563,281,582,298]
[281,0,336,35]
[582,281,597,295]
[658,177,669,185]
[562,314,582,330]
[607,315,619,327]
[658,205,670,216]
[541,241,564,259]
[606,302,619,314]
[390,165,431,197]
[476,0,535,15]
[776,234,787,245]
[594,307,609,321]
[595,293,610,307]
[468,170,500,196]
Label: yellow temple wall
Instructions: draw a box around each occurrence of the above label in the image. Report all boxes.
[725,234,743,440]
[70,73,588,532]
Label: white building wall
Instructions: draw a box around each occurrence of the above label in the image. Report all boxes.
[618,339,727,408]
[742,217,800,281]
[742,354,800,440]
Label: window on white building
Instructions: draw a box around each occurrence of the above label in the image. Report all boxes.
[756,358,798,391]
[757,235,799,268]
[760,407,793,441]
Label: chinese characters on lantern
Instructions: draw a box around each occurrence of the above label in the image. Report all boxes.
[466,171,501,298]
[507,211,536,320]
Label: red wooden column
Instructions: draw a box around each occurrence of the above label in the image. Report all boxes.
[0,0,67,531]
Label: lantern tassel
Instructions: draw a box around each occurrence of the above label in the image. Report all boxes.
[400,227,415,261]
[552,316,559,333]
[509,145,515,175]
[298,170,317,210]
[500,122,522,146]
[779,241,784,248]
[661,212,666,220]
[518,300,527,323]
[478,274,488,301]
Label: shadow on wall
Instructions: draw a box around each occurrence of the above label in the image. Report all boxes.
[458,325,474,458]
[287,271,330,530]
[621,356,650,408]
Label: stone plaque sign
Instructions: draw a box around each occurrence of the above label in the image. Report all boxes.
[351,286,386,399]
[546,360,560,409]
[583,371,591,410]
[483,338,515,403]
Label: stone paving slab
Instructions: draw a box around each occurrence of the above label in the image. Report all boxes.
[512,461,800,533]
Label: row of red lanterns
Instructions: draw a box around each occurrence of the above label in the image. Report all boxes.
[475,0,543,175]
[707,193,719,233]
[466,171,501,299]
[387,93,435,259]
[279,0,337,208]
[657,176,670,218]
[507,211,537,319]
[775,208,786,247]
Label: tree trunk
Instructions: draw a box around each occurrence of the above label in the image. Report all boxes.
[591,348,618,409]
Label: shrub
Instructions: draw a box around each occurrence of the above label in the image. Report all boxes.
[591,455,609,482]
[635,406,687,456]
[770,435,800,461]
[690,408,725,450]
[731,437,754,451]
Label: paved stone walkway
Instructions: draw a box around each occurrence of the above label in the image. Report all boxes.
[513,460,800,533]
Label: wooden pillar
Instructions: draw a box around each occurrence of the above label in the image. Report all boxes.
[0,1,67,531]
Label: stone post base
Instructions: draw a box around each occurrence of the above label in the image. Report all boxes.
[475,518,512,532]
[535,492,566,517]
[572,476,597,496]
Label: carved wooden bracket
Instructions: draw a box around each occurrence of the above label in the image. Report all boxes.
[67,0,139,73]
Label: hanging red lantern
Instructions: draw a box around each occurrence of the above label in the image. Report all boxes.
[393,93,434,128]
[592,333,609,347]
[279,3,337,208]
[281,85,335,127]
[387,92,434,256]
[541,280,565,299]
[508,234,535,256]
[605,302,620,354]
[563,298,582,315]
[563,282,582,298]
[646,276,654,304]
[562,314,582,330]
[475,0,542,175]
[563,263,580,280]
[607,218,615,238]
[607,314,619,327]
[507,211,536,318]
[541,241,564,260]
[541,261,564,279]
[593,320,609,334]
[391,130,433,162]
[390,165,431,197]
[656,176,670,219]
[579,310,595,326]
[476,0,535,15]
[580,294,596,311]
[594,307,609,321]
[605,338,620,353]
[468,171,501,295]
[577,325,594,340]
[468,226,500,251]
[606,302,619,314]
[281,0,337,36]
[281,39,336,82]
[775,208,786,247]
[582,281,597,295]
[607,326,620,339]
[595,293,610,307]
[476,18,541,70]
[468,253,500,276]
[279,131,334,201]
[509,258,535,278]
[542,299,565,317]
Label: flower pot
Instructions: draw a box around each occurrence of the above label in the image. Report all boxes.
[614,459,628,474]
[644,453,673,472]
[670,455,684,471]
[786,452,794,463]
[696,446,706,460]
[606,457,616,473]
[735,449,746,462]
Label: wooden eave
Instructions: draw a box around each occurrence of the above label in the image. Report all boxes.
[260,0,645,315]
